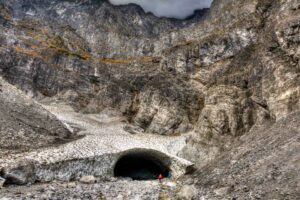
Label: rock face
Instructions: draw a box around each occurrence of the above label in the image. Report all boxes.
[192,111,300,199]
[0,77,74,157]
[173,0,300,167]
[0,0,299,199]
[0,0,207,136]
[0,0,298,138]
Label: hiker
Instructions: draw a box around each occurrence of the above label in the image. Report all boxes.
[158,174,164,183]
[167,171,172,179]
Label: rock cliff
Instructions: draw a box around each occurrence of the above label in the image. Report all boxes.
[0,0,299,199]
[0,0,208,136]
[0,77,75,157]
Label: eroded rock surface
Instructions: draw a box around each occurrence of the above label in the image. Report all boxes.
[189,111,300,199]
[0,0,299,199]
[0,0,298,139]
[0,78,74,157]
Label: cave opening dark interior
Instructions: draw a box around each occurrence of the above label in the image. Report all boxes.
[114,153,170,180]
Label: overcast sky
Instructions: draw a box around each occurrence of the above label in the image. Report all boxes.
[109,0,213,19]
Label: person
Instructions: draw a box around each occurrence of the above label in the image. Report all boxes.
[167,171,172,178]
[158,174,163,183]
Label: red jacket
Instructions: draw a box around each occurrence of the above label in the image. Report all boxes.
[158,174,163,180]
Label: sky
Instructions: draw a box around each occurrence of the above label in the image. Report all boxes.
[109,0,213,19]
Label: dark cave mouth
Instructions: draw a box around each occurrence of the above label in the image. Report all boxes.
[114,153,170,180]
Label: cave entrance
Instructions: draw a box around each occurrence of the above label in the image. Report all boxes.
[114,152,170,180]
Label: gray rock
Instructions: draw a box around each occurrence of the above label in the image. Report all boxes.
[214,187,231,197]
[0,177,5,188]
[3,161,36,185]
[67,182,76,188]
[3,171,27,185]
[0,0,299,199]
[183,178,194,185]
[123,125,144,135]
[0,78,75,156]
[79,176,97,184]
[177,185,198,200]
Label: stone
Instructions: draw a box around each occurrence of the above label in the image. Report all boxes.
[184,178,194,185]
[3,170,28,185]
[0,177,5,188]
[163,181,177,189]
[214,187,230,196]
[177,185,198,200]
[67,182,76,188]
[123,125,144,135]
[79,176,97,184]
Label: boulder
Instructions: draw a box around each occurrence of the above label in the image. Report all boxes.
[177,185,198,200]
[79,176,97,184]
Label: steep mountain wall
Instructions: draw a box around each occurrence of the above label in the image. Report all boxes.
[0,0,299,198]
[0,0,299,165]
[0,0,208,136]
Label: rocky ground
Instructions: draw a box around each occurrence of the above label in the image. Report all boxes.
[191,111,300,199]
[1,178,184,200]
[0,77,75,158]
